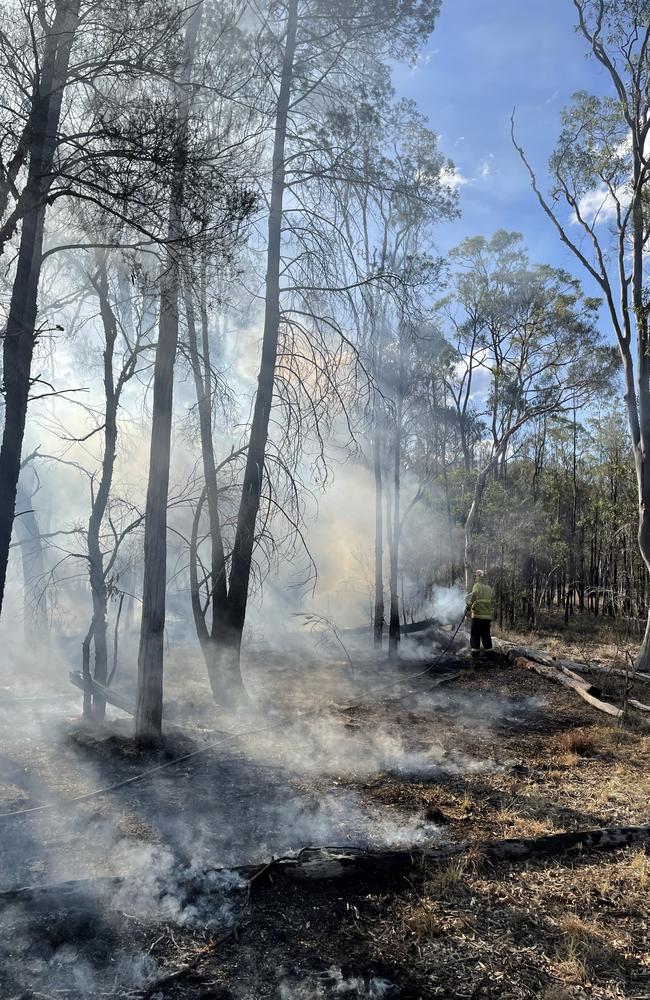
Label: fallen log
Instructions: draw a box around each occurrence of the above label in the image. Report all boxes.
[520,660,650,717]
[486,634,650,685]
[4,823,649,901]
[629,698,650,714]
[262,822,650,880]
[512,656,623,718]
[557,663,594,688]
[557,660,650,685]
[69,670,135,715]
[344,617,445,637]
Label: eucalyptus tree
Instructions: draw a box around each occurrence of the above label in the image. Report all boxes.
[333,95,457,650]
[439,231,613,587]
[512,0,650,667]
[135,4,203,741]
[135,3,256,738]
[159,0,447,719]
[377,137,454,657]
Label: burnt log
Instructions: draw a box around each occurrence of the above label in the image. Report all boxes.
[4,823,650,903]
[255,823,650,881]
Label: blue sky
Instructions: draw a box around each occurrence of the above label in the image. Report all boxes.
[393,0,610,296]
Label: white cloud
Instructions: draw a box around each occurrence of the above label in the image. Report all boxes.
[574,183,629,225]
[573,135,634,226]
[439,165,470,190]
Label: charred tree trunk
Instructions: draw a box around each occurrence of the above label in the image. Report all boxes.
[135,9,201,742]
[372,414,384,647]
[0,0,81,618]
[136,201,183,741]
[220,0,298,687]
[184,273,248,706]
[85,254,122,721]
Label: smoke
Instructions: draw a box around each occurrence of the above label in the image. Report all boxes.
[1,854,244,998]
[279,967,394,998]
[249,707,500,784]
[408,688,545,735]
[0,589,540,998]
[431,585,466,625]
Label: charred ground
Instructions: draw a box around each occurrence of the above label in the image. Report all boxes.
[1,623,650,999]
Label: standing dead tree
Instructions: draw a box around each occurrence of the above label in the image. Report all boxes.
[0,0,82,623]
[136,4,204,742]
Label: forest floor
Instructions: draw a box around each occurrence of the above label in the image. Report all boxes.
[1,614,650,999]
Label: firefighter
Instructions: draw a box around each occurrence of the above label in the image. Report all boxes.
[466,568,494,660]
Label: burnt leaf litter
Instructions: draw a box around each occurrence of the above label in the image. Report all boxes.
[1,645,650,999]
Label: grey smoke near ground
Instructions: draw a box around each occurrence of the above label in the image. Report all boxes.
[279,967,394,999]
[250,709,502,782]
[0,626,547,998]
[405,688,546,733]
[1,860,245,997]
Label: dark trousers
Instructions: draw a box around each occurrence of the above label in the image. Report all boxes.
[470,618,492,656]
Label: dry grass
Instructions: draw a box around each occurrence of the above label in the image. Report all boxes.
[558,731,596,756]
[552,913,625,986]
[556,913,604,955]
[552,952,590,985]
[403,900,447,938]
[494,802,555,837]
[423,856,471,899]
[495,608,644,665]
[424,848,481,900]
[617,846,649,889]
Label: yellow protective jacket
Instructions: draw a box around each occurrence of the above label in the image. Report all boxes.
[467,581,493,620]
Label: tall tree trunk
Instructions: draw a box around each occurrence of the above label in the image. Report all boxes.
[634,479,650,668]
[372,413,384,647]
[185,275,248,705]
[86,254,119,721]
[0,0,81,618]
[632,155,650,668]
[221,0,298,686]
[135,8,202,742]
[388,344,405,660]
[464,462,492,590]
